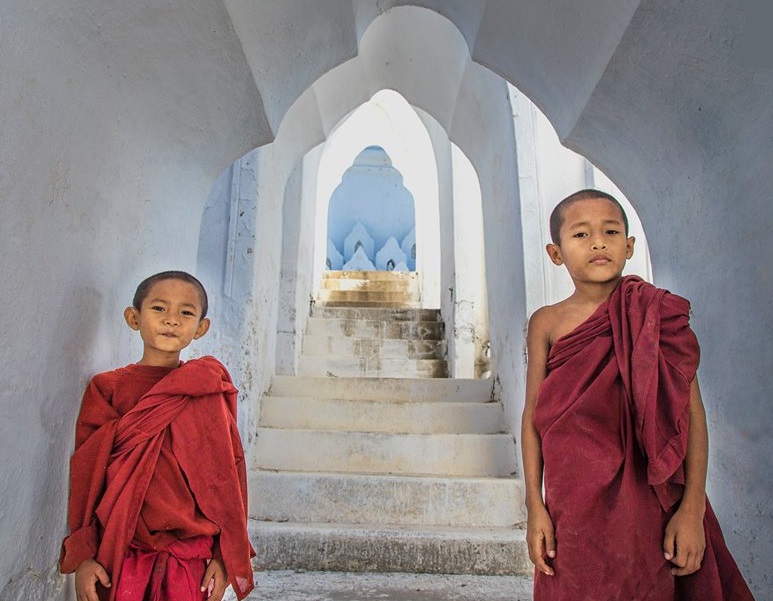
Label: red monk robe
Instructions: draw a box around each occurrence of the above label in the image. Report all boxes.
[60,356,255,601]
[533,276,753,600]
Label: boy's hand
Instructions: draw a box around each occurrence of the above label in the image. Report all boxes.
[526,503,557,576]
[74,559,111,601]
[663,508,706,576]
[201,557,228,601]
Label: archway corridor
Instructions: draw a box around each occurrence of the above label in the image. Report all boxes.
[1,2,769,597]
[195,75,655,581]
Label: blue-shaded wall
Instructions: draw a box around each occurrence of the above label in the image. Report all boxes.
[327,146,416,269]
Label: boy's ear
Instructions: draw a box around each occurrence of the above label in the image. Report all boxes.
[124,306,141,331]
[546,243,563,266]
[193,317,211,340]
[626,236,636,259]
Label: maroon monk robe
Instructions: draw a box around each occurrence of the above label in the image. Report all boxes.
[115,535,215,601]
[533,276,752,600]
[61,356,255,601]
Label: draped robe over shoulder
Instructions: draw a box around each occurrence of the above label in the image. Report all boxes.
[60,356,255,601]
[533,276,752,601]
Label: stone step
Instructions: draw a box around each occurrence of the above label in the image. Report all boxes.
[320,278,419,293]
[248,568,535,599]
[317,289,421,304]
[260,396,504,434]
[305,317,444,340]
[302,335,446,360]
[253,429,517,476]
[316,299,423,309]
[251,521,531,575]
[311,306,441,322]
[323,270,419,282]
[298,356,448,378]
[249,471,525,527]
[268,375,494,402]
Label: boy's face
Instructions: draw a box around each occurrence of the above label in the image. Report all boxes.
[546,197,635,286]
[124,278,210,365]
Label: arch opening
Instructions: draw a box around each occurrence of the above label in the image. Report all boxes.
[312,89,441,307]
[326,145,416,272]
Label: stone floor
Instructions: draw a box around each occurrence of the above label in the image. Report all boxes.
[243,570,534,600]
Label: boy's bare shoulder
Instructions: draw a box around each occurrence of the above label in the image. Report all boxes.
[528,297,578,346]
[529,299,571,331]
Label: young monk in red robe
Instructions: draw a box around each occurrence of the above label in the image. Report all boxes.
[521,190,754,600]
[60,271,255,601]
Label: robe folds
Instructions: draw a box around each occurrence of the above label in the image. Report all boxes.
[115,535,214,601]
[60,356,255,601]
[533,276,752,601]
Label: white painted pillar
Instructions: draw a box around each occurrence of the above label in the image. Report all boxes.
[451,146,489,378]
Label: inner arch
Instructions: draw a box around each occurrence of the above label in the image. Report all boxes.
[313,89,441,306]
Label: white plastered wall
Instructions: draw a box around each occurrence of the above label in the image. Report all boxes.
[0,2,268,596]
[451,146,489,378]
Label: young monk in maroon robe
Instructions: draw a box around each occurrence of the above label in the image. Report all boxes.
[60,271,255,601]
[521,190,754,600]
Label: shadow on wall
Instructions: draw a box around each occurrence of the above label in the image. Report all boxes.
[195,149,259,447]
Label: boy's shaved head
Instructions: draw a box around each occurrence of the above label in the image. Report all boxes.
[550,189,629,245]
[133,271,209,318]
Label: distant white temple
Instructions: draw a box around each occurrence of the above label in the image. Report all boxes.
[327,146,416,271]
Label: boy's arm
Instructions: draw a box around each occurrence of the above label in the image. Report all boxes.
[521,309,556,576]
[663,377,708,576]
[61,378,117,573]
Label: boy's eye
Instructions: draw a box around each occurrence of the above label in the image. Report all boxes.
[150,305,164,312]
[182,310,196,317]
[606,229,620,235]
[573,232,588,238]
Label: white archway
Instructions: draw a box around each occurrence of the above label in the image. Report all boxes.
[313,89,441,307]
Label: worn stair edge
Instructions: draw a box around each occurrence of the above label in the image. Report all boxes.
[251,521,531,576]
[316,300,423,309]
[305,317,444,340]
[260,397,505,434]
[249,471,526,527]
[253,429,518,477]
[311,306,440,321]
[323,271,419,281]
[318,289,421,301]
[321,279,419,293]
[301,336,446,360]
[298,356,448,378]
[268,375,494,402]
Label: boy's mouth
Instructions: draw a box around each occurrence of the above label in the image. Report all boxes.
[589,255,611,264]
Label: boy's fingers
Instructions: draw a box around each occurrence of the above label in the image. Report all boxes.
[94,564,111,587]
[544,528,556,558]
[531,554,553,576]
[200,567,213,590]
[672,561,698,576]
[671,547,702,576]
[81,586,100,601]
[662,530,675,561]
[529,532,554,576]
[205,571,227,601]
[206,581,228,601]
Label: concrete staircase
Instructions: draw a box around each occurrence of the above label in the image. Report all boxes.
[250,271,529,575]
